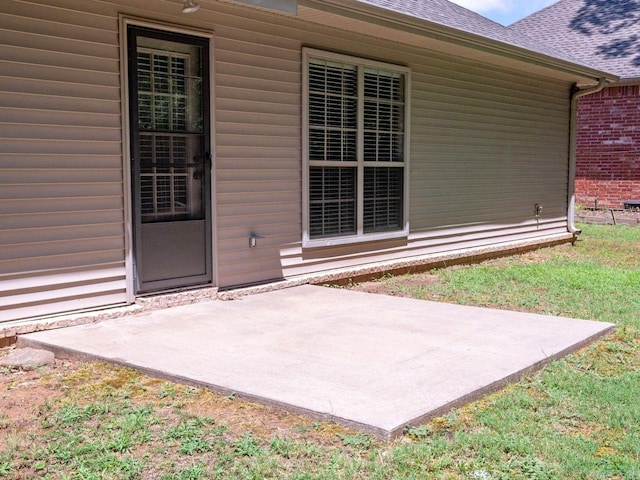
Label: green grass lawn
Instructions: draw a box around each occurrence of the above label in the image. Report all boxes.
[1,223,639,479]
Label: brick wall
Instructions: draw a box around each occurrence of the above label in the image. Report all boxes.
[576,84,640,209]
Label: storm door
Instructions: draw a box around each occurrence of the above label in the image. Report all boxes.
[128,26,212,293]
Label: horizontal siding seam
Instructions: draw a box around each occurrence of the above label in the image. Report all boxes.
[0,26,118,51]
[1,222,124,234]
[0,247,124,262]
[0,76,120,94]
[0,122,121,132]
[0,44,119,69]
[2,0,117,23]
[0,58,120,76]
[0,105,121,117]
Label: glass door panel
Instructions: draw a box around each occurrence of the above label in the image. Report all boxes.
[128,26,212,293]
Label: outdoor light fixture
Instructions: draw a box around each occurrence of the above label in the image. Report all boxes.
[182,0,200,13]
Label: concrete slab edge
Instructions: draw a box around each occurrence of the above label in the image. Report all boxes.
[390,323,617,438]
[4,233,572,339]
[18,320,614,441]
[16,336,390,438]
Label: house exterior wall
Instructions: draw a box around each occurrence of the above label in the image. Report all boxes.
[576,85,640,209]
[0,0,127,322]
[1,0,573,324]
[213,7,573,286]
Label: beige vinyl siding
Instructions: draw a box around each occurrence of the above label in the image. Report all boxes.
[410,59,570,232]
[1,0,574,322]
[208,4,571,286]
[0,0,126,322]
[213,16,304,287]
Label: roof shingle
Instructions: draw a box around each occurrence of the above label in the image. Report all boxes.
[357,0,597,68]
[511,0,640,80]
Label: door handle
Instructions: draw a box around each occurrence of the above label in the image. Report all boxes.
[193,153,211,179]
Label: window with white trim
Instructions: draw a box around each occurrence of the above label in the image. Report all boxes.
[303,49,409,245]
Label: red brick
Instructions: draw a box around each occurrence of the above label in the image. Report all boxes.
[576,85,640,208]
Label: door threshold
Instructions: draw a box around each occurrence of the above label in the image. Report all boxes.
[136,282,215,298]
[135,285,219,310]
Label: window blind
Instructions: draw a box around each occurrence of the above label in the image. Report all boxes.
[305,52,408,241]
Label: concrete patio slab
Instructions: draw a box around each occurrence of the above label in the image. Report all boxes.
[18,285,614,439]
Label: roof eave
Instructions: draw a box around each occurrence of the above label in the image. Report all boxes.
[299,0,619,83]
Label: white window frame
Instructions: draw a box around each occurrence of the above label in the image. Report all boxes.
[302,48,411,248]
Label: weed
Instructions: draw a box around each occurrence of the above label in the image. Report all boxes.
[107,432,134,452]
[179,436,215,455]
[166,417,204,440]
[54,403,93,425]
[340,433,374,448]
[0,413,9,430]
[293,423,308,434]
[158,382,178,399]
[36,398,54,416]
[162,463,207,479]
[269,436,294,457]
[405,424,432,438]
[233,432,262,457]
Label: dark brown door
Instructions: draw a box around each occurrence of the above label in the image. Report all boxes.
[128,26,212,293]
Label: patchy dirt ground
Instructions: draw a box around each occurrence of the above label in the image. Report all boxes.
[0,345,356,449]
[0,356,66,431]
[347,271,441,298]
[3,344,378,479]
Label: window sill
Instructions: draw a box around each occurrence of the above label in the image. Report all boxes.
[303,229,408,249]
